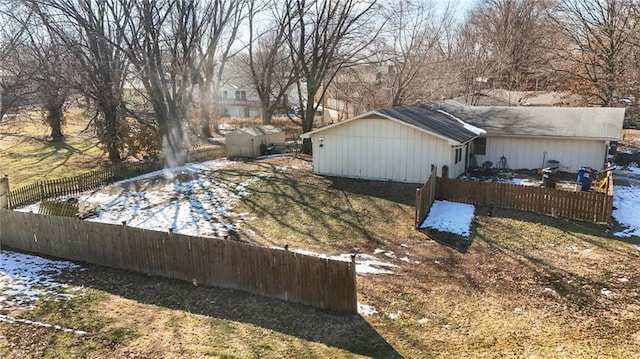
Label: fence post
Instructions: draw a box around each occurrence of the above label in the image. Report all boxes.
[0,174,9,209]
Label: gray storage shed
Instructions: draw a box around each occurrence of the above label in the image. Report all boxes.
[225,125,285,158]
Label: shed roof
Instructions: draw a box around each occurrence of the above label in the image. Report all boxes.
[301,103,481,145]
[441,100,624,140]
[230,125,282,137]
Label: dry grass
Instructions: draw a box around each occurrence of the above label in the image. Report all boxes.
[0,109,107,187]
[1,117,640,357]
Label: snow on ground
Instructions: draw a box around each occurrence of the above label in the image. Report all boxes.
[613,184,640,237]
[612,166,640,237]
[419,200,475,237]
[0,251,84,311]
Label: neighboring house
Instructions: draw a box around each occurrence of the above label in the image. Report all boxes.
[225,125,285,158]
[442,100,624,173]
[300,103,484,183]
[456,89,583,107]
[300,101,624,184]
[217,83,261,118]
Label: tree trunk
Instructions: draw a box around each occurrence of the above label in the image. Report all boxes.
[301,104,315,154]
[103,106,121,163]
[261,101,273,125]
[47,102,64,141]
[199,90,212,138]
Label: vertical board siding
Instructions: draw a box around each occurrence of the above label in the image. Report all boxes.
[435,177,613,223]
[477,137,605,172]
[311,116,452,183]
[0,210,357,313]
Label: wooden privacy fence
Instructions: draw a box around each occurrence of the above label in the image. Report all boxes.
[0,210,357,313]
[435,177,614,223]
[8,146,225,209]
[415,166,437,228]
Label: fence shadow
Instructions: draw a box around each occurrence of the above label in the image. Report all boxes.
[419,228,473,253]
[63,263,402,358]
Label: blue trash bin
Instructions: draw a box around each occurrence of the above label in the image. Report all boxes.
[576,168,592,191]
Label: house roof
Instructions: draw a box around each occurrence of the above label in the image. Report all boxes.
[230,125,282,137]
[301,103,481,145]
[442,100,624,140]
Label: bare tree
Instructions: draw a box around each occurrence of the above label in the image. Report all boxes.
[10,3,75,141]
[192,0,247,138]
[0,1,39,120]
[238,0,299,125]
[459,0,553,96]
[31,0,130,160]
[110,0,213,166]
[285,0,381,153]
[378,0,454,106]
[550,0,639,106]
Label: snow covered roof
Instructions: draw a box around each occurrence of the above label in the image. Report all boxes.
[442,100,624,140]
[230,125,283,137]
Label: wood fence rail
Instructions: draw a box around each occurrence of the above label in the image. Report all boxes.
[415,166,437,228]
[435,177,613,223]
[8,147,224,209]
[0,210,358,313]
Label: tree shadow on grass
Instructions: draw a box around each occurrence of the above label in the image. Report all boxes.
[327,177,418,206]
[214,164,387,245]
[63,264,403,358]
[486,207,640,250]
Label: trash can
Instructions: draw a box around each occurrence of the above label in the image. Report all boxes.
[576,167,592,191]
[547,160,560,171]
[542,172,556,188]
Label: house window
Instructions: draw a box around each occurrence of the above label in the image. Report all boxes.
[455,148,462,164]
[474,137,487,155]
[244,107,250,117]
[222,90,228,99]
[235,90,246,100]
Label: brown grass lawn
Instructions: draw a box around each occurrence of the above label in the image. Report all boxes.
[1,120,640,358]
[0,109,108,186]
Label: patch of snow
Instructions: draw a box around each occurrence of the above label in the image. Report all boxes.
[358,303,377,316]
[418,317,430,324]
[600,288,613,297]
[388,311,401,320]
[0,251,84,311]
[613,185,640,238]
[399,256,419,264]
[441,324,452,330]
[419,200,474,237]
[617,277,629,283]
[284,249,398,275]
[513,307,525,314]
[331,253,398,275]
[75,160,256,238]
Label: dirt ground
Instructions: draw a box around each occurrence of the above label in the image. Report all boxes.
[621,129,640,150]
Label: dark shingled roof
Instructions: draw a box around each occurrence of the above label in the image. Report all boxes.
[377,103,479,143]
[441,100,624,140]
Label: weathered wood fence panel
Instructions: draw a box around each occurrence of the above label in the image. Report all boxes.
[415,166,437,228]
[0,210,357,313]
[435,177,613,223]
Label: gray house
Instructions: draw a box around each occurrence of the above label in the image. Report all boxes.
[442,100,625,173]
